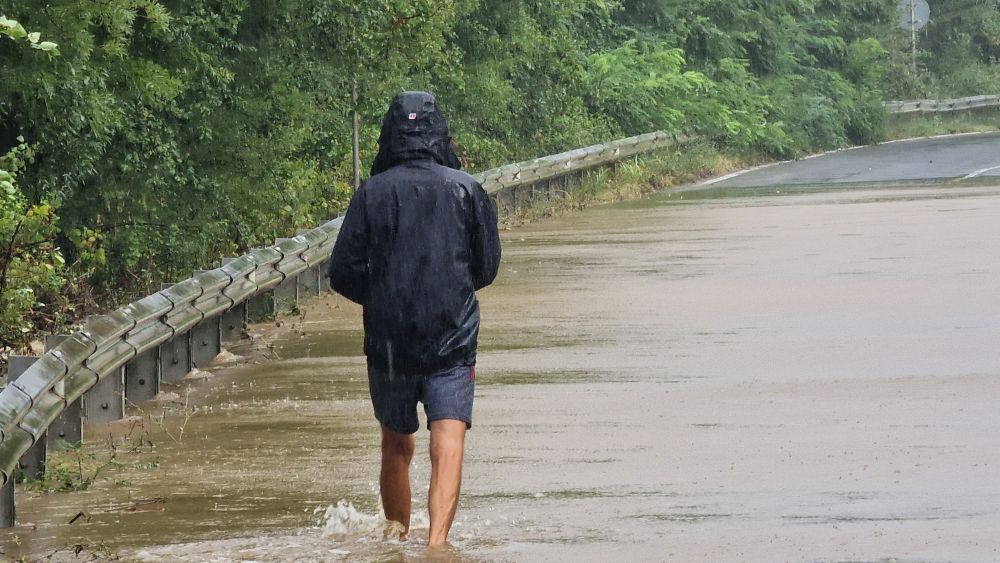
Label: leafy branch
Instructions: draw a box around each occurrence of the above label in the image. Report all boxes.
[0,15,59,54]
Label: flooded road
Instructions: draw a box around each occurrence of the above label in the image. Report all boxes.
[4,180,1000,562]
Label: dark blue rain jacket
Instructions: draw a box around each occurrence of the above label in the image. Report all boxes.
[329,91,502,376]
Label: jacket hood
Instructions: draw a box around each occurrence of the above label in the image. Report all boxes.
[370,91,461,176]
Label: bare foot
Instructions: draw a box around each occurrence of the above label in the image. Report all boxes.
[425,542,464,562]
[383,519,408,541]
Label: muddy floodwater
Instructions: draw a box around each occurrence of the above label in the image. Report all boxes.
[4,183,1000,562]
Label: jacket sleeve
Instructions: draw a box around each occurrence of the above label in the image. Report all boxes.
[328,187,369,305]
[468,181,501,290]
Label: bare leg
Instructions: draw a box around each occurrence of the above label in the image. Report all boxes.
[380,425,415,537]
[427,419,467,546]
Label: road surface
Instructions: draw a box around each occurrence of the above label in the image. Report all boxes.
[702,132,1000,188]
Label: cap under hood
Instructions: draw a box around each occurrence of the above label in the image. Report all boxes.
[370,91,461,176]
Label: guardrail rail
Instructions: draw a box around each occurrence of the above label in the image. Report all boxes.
[883,94,1000,114]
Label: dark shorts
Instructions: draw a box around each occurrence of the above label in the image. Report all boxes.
[368,363,476,435]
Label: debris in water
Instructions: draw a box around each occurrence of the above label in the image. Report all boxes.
[94,497,167,514]
[211,349,245,365]
[182,367,213,381]
[150,391,180,403]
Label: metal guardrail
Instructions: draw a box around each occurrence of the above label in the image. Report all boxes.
[473,131,681,195]
[884,95,1000,114]
[0,218,343,517]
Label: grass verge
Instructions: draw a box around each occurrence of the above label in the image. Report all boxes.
[883,108,1000,140]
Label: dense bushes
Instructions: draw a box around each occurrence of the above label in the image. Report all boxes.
[1,0,998,357]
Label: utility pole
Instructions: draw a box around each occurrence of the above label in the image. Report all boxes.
[910,0,917,70]
[897,0,927,70]
[352,83,361,191]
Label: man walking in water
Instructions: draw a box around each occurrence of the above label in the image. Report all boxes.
[329,91,501,546]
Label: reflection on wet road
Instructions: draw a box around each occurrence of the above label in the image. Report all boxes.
[5,183,1000,562]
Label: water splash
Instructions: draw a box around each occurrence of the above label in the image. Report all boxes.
[319,500,383,536]
[317,499,430,539]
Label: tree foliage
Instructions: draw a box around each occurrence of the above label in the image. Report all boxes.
[1,14,66,354]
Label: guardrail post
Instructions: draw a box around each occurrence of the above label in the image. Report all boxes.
[297,265,320,297]
[319,256,332,294]
[220,257,248,340]
[246,290,274,323]
[220,302,245,343]
[44,335,82,449]
[125,347,159,403]
[496,189,514,220]
[487,195,498,215]
[319,219,337,294]
[6,357,44,480]
[295,230,322,298]
[190,270,222,368]
[191,317,220,369]
[274,238,300,314]
[82,316,125,423]
[0,473,12,527]
[158,284,192,382]
[159,331,192,382]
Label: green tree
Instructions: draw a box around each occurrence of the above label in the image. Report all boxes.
[917,0,1000,95]
[1,16,65,360]
[615,0,894,151]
